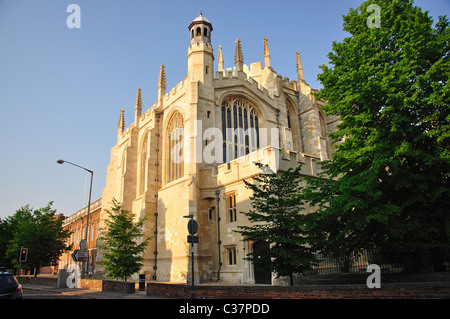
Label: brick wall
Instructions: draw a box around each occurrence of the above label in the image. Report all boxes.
[146,282,450,299]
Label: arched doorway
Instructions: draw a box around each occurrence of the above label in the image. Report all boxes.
[252,241,271,284]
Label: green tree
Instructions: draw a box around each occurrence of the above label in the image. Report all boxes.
[305,0,449,267]
[98,199,150,281]
[2,202,72,274]
[0,218,16,269]
[236,163,317,286]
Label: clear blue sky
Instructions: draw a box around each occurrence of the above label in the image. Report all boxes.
[0,0,448,219]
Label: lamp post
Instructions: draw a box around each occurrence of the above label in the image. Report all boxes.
[57,159,93,278]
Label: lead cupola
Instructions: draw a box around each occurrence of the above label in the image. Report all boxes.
[188,12,213,45]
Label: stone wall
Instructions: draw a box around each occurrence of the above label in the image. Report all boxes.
[17,276,58,287]
[102,280,135,294]
[147,281,450,299]
[80,278,102,291]
[18,276,134,294]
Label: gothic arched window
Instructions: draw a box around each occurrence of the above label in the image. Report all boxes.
[318,110,330,160]
[139,133,148,195]
[166,111,184,183]
[286,99,302,152]
[221,97,260,163]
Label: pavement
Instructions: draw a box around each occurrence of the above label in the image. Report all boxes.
[21,284,165,299]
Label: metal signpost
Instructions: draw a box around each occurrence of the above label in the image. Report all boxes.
[72,249,88,263]
[78,240,88,262]
[184,215,198,299]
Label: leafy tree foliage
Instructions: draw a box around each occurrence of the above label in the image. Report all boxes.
[0,202,72,274]
[305,0,449,266]
[98,199,150,281]
[236,163,317,286]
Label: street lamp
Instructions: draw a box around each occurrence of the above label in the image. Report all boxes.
[57,159,93,278]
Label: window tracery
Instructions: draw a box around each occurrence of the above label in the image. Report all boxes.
[166,111,184,183]
[221,97,260,163]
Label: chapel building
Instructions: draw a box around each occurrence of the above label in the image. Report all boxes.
[99,13,338,284]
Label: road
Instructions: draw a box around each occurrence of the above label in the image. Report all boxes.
[22,285,159,299]
[23,287,85,299]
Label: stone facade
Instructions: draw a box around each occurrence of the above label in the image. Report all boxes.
[98,13,338,285]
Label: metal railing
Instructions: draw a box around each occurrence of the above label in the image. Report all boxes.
[307,248,449,275]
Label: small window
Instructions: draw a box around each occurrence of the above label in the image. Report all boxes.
[204,27,208,37]
[226,193,237,222]
[191,29,194,39]
[208,207,215,221]
[226,246,237,265]
[196,27,201,36]
[287,110,292,129]
[205,65,209,74]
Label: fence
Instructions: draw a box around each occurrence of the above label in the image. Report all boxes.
[308,248,449,275]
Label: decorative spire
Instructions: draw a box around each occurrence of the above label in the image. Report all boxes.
[263,37,271,68]
[296,51,304,82]
[158,65,166,90]
[218,45,224,72]
[118,109,125,134]
[158,64,166,100]
[234,38,244,71]
[135,88,142,109]
[135,88,142,119]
